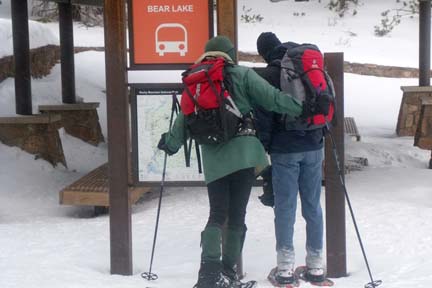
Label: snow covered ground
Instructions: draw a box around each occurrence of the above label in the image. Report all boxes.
[0,18,58,59]
[1,0,432,287]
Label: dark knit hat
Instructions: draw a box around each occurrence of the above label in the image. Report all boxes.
[205,36,236,62]
[257,32,282,63]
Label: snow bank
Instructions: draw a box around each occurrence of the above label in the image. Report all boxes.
[238,0,420,68]
[0,18,59,59]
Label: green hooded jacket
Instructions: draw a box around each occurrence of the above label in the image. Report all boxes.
[165,36,302,183]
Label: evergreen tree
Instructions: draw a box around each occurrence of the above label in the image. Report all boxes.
[327,0,359,17]
[375,0,422,36]
[31,0,103,27]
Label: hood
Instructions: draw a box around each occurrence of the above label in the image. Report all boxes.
[205,36,236,62]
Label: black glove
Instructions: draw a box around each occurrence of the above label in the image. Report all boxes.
[258,166,274,207]
[157,133,176,156]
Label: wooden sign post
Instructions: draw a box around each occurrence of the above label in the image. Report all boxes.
[217,0,238,54]
[104,0,132,275]
[324,53,347,278]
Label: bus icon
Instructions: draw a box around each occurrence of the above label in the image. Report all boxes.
[155,23,188,57]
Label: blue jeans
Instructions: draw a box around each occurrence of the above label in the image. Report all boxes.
[271,149,324,267]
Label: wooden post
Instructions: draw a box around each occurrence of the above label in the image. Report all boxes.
[104,0,132,275]
[324,53,347,278]
[429,151,432,169]
[419,0,432,165]
[419,0,431,87]
[59,1,77,104]
[217,0,238,53]
[11,0,32,115]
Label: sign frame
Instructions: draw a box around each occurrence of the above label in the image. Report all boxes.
[130,83,207,187]
[127,0,214,71]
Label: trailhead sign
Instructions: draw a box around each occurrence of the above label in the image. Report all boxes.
[129,0,213,69]
[131,85,205,183]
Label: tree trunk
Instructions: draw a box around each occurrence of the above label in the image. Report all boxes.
[339,0,346,11]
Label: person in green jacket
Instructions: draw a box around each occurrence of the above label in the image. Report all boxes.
[157,36,302,288]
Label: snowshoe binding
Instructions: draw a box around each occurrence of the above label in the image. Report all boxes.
[237,280,258,288]
[267,267,300,288]
[294,266,334,287]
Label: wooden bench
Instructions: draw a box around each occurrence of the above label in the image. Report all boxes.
[39,102,104,146]
[0,114,65,167]
[414,98,432,151]
[344,116,361,141]
[60,163,150,212]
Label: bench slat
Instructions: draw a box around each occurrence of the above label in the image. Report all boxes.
[344,117,361,141]
[60,163,149,206]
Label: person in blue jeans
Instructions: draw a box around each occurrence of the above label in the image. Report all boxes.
[255,32,326,284]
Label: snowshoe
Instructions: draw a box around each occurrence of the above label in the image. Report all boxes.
[294,266,334,287]
[194,261,237,288]
[267,267,300,288]
[237,280,258,288]
[222,263,257,288]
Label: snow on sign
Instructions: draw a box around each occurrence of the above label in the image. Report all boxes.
[129,0,213,69]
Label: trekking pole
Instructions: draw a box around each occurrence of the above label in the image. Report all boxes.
[325,123,382,288]
[195,140,202,174]
[141,93,178,283]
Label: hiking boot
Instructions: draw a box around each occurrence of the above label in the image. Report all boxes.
[222,265,257,288]
[201,225,223,262]
[305,247,324,282]
[276,247,295,284]
[217,273,239,288]
[275,268,295,284]
[194,261,237,288]
[222,226,246,271]
[305,267,325,283]
[222,264,238,282]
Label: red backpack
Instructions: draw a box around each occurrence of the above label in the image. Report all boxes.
[180,57,243,145]
[276,43,335,130]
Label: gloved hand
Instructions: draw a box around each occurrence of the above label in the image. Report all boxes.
[157,133,176,156]
[259,185,274,207]
[258,166,274,207]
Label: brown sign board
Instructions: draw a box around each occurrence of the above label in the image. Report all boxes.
[43,0,71,3]
[71,0,103,6]
[128,0,214,70]
[44,0,103,5]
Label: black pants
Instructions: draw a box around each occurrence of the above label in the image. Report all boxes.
[206,168,255,229]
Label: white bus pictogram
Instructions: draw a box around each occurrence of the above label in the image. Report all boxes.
[155,23,188,57]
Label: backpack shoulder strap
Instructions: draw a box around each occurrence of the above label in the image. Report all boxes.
[269,59,282,67]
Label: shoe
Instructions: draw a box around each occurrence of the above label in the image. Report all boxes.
[275,268,295,284]
[306,267,325,283]
[222,265,256,288]
[215,273,237,288]
[194,261,237,288]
